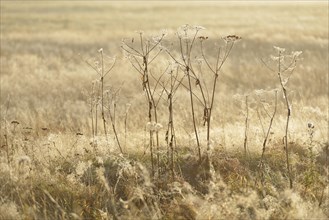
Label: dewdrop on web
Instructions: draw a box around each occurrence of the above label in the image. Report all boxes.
[292,51,302,58]
[146,121,163,132]
[273,46,285,53]
[154,123,163,132]
[146,121,156,132]
[270,55,280,61]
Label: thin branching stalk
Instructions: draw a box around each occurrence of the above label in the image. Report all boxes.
[3,97,11,165]
[122,32,166,177]
[187,30,202,160]
[186,65,201,159]
[106,92,123,154]
[4,133,10,165]
[84,49,116,150]
[100,50,108,141]
[90,82,95,139]
[95,100,98,136]
[168,29,240,164]
[260,90,278,165]
[161,67,184,180]
[261,47,302,189]
[277,50,293,189]
[200,37,237,151]
[124,104,131,151]
[175,29,201,161]
[90,81,98,152]
[244,95,249,157]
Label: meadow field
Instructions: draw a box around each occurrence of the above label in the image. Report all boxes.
[0,1,328,219]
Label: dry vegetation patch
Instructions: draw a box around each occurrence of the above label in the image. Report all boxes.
[1,1,328,219]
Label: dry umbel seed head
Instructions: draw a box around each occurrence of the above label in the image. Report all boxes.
[223,35,242,42]
[198,36,208,41]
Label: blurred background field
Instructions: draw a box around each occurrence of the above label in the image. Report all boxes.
[1,1,327,132]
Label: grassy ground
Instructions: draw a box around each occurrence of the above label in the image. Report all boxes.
[0,1,328,219]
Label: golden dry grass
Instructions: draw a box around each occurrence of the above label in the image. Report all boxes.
[0,1,328,219]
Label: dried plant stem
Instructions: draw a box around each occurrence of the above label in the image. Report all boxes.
[90,84,95,139]
[143,56,156,177]
[151,97,160,176]
[110,115,123,154]
[244,95,249,157]
[259,91,277,187]
[154,67,184,180]
[202,41,235,151]
[43,190,67,218]
[90,82,98,152]
[177,32,201,161]
[84,49,117,153]
[260,91,277,163]
[107,93,123,154]
[163,70,183,180]
[186,67,201,160]
[95,102,98,136]
[4,134,10,165]
[319,145,329,206]
[278,51,293,189]
[100,51,109,142]
[3,98,11,164]
[142,47,166,178]
[207,72,218,151]
[168,94,175,180]
[124,105,130,151]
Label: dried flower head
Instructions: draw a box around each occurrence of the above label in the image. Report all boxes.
[135,30,144,35]
[180,24,190,32]
[198,36,208,41]
[223,35,242,42]
[161,29,168,37]
[153,35,164,44]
